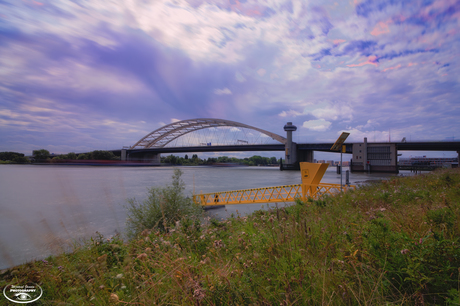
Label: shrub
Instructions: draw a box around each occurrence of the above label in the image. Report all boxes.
[125,169,202,238]
[13,155,30,163]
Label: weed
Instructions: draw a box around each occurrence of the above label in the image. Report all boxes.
[125,168,202,238]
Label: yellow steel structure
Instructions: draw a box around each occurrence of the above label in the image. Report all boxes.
[193,162,356,206]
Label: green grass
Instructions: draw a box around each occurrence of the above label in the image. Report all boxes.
[1,168,460,305]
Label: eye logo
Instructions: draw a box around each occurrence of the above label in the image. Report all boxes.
[15,292,32,300]
[3,283,43,304]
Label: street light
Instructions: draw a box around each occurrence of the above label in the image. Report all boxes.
[331,132,350,191]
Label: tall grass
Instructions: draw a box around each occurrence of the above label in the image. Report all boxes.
[1,168,459,305]
[125,168,203,238]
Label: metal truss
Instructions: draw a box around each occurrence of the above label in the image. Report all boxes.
[131,118,287,149]
[193,183,356,206]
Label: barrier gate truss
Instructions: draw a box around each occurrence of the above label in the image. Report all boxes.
[193,162,356,207]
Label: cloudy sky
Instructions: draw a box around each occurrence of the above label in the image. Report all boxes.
[0,0,459,158]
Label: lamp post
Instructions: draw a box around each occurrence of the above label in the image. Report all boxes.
[331,132,350,191]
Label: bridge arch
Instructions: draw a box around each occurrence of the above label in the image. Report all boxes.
[130,118,287,149]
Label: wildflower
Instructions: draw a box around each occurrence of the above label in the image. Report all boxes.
[115,273,123,279]
[401,249,409,255]
[200,258,210,265]
[109,293,119,303]
[97,254,107,262]
[137,253,148,261]
[58,266,64,271]
[193,288,205,300]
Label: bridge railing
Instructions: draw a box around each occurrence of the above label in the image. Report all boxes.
[192,183,356,206]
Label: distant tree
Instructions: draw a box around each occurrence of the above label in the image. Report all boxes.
[51,156,62,163]
[77,153,89,160]
[217,156,229,163]
[191,154,199,164]
[67,152,77,160]
[33,149,50,161]
[184,154,189,160]
[230,157,240,164]
[91,150,117,160]
[167,155,177,165]
[270,157,278,164]
[0,152,24,161]
[12,155,29,163]
[249,155,264,165]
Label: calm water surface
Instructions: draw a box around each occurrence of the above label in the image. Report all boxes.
[0,164,410,269]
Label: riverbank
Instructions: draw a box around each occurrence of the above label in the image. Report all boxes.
[1,168,459,305]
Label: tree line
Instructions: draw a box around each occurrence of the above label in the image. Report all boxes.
[33,149,120,162]
[161,154,280,166]
[0,151,29,163]
[1,150,280,166]
[0,149,120,163]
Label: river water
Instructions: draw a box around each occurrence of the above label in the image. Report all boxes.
[0,164,411,269]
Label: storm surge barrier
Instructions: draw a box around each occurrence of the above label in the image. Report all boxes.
[193,162,356,206]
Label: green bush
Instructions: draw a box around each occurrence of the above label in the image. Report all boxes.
[91,150,117,160]
[0,151,25,161]
[125,169,202,238]
[13,155,30,163]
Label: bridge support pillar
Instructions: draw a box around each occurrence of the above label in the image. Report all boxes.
[296,149,314,163]
[121,149,127,161]
[127,151,161,164]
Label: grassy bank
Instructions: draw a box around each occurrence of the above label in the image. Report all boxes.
[1,169,460,305]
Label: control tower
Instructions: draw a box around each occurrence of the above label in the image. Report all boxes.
[284,122,297,165]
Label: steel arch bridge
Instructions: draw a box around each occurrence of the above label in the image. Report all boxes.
[130,118,287,149]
